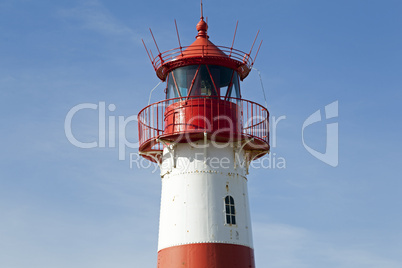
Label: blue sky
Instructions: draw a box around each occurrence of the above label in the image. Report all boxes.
[1,0,401,267]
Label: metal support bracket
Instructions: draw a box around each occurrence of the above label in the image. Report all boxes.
[139,151,162,167]
[157,138,177,168]
[234,138,254,169]
[239,137,254,152]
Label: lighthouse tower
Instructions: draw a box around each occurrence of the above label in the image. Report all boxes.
[138,6,269,268]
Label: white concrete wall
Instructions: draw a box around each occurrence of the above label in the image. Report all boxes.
[157,141,254,251]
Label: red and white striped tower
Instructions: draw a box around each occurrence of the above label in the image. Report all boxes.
[139,5,269,268]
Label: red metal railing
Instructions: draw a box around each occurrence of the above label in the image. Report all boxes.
[148,45,255,72]
[138,96,269,152]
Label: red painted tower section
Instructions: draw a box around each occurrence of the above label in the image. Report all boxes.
[139,6,269,268]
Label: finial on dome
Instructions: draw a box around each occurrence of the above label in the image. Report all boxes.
[196,0,208,39]
[201,0,203,19]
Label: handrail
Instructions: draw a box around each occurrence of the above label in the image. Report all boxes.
[138,96,269,152]
[149,45,254,72]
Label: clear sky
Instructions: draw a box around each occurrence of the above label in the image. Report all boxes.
[1,0,401,267]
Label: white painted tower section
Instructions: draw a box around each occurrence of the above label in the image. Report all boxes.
[158,140,254,251]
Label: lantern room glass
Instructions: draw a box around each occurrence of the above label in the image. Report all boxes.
[166,65,240,100]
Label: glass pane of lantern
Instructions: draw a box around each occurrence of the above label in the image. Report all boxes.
[232,73,240,98]
[189,65,217,97]
[226,72,240,100]
[172,65,198,97]
[208,65,233,97]
[167,73,180,100]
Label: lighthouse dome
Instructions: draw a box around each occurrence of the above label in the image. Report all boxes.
[154,17,253,81]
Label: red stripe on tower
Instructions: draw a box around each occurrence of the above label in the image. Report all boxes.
[158,243,255,268]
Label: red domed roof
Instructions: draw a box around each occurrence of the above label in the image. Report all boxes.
[148,17,255,81]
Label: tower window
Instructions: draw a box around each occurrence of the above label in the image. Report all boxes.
[224,195,236,225]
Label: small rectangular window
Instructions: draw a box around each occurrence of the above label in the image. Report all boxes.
[224,195,236,226]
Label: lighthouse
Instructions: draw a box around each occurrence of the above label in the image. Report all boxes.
[138,4,269,268]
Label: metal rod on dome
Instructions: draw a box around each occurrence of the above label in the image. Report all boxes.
[252,40,263,66]
[201,0,204,18]
[229,20,238,57]
[248,30,260,61]
[142,39,153,64]
[149,28,163,62]
[149,49,154,61]
[231,21,238,48]
[174,19,183,55]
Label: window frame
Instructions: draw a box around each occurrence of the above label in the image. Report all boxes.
[224,195,237,226]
